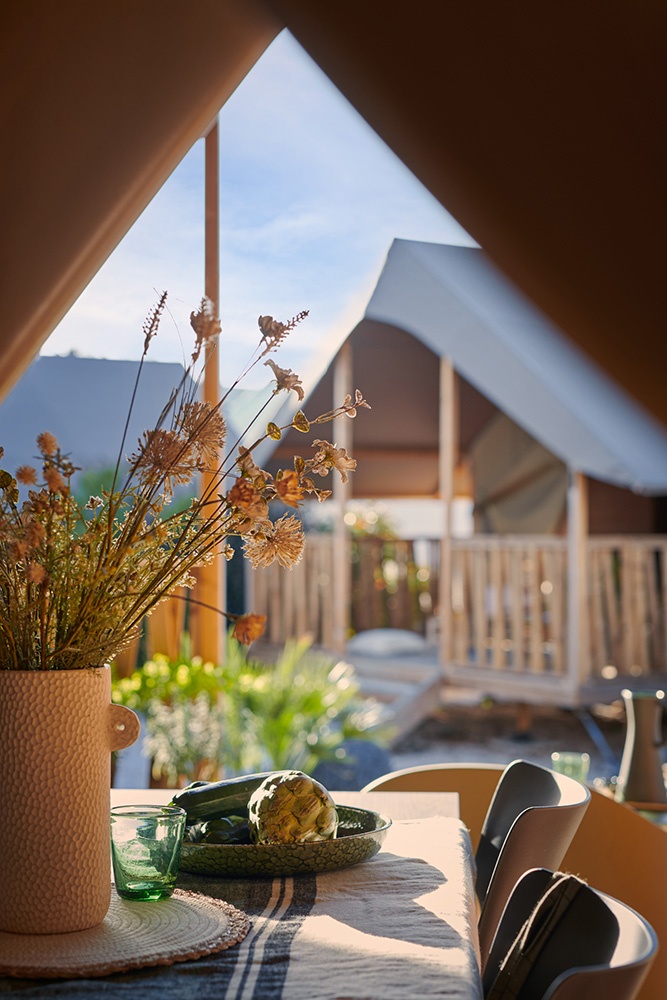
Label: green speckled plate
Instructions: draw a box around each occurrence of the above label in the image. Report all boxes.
[179,805,391,878]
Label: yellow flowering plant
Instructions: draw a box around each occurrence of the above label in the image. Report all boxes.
[0,295,368,670]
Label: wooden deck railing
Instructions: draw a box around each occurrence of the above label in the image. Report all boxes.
[247,533,667,691]
[587,536,667,677]
[448,536,569,677]
[249,533,338,648]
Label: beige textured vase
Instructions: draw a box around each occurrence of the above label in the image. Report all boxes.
[0,666,140,934]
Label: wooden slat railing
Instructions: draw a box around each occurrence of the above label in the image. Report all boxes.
[587,537,667,677]
[246,534,667,694]
[449,536,568,677]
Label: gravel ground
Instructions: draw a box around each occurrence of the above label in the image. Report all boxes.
[389,699,628,784]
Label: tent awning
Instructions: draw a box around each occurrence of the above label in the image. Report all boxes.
[363,241,667,495]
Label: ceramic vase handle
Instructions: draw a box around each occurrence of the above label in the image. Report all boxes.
[108,704,141,751]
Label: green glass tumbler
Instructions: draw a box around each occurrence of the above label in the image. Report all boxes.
[110,804,186,901]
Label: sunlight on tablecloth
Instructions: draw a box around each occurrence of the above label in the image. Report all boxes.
[244,817,481,1000]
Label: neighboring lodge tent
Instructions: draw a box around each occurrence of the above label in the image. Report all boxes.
[262,241,667,706]
[0,355,265,484]
[0,356,190,478]
[267,240,667,529]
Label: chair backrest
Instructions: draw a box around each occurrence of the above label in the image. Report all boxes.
[477,760,591,966]
[483,868,658,1000]
[361,762,504,850]
[362,759,591,968]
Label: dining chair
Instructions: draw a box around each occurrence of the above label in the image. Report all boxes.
[362,761,504,850]
[560,786,667,1000]
[363,759,591,967]
[482,867,658,1000]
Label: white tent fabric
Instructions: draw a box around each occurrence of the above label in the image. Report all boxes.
[365,240,667,495]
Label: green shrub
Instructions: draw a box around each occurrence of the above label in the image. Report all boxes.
[112,644,222,713]
[142,693,227,786]
[221,635,392,775]
[112,633,391,785]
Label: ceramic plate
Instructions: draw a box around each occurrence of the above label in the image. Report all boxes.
[179,805,391,877]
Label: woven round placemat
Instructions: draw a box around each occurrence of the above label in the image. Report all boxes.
[0,888,250,979]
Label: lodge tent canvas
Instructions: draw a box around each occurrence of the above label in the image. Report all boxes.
[260,240,667,707]
[1,1,666,432]
[364,242,667,498]
[267,240,667,522]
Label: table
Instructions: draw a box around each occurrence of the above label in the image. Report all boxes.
[112,788,462,820]
[0,791,482,1000]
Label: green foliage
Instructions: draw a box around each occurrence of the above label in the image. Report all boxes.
[143,693,227,787]
[221,636,391,775]
[111,637,222,713]
[75,467,197,524]
[112,633,391,785]
[73,466,117,511]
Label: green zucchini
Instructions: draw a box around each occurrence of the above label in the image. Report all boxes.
[169,771,286,822]
[200,817,252,845]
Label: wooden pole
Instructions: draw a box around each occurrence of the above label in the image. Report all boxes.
[196,118,224,665]
[566,469,589,694]
[439,357,456,670]
[331,341,353,653]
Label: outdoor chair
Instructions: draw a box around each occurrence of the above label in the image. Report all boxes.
[362,761,504,850]
[482,867,658,1000]
[559,786,667,1000]
[363,759,591,968]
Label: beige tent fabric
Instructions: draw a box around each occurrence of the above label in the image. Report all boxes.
[0,0,280,401]
[263,1,667,429]
[471,413,567,534]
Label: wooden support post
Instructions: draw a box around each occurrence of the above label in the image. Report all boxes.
[196,119,224,665]
[439,357,456,670]
[566,469,589,693]
[331,342,352,653]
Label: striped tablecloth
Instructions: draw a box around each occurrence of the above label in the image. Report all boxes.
[0,816,481,1000]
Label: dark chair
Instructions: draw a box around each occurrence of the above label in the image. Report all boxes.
[476,759,591,965]
[483,868,658,1000]
[363,759,591,967]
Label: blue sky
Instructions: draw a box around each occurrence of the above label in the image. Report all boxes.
[41,31,474,391]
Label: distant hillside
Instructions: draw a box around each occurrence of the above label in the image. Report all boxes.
[0,355,190,477]
[0,353,277,485]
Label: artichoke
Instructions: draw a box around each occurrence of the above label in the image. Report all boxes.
[247,771,339,844]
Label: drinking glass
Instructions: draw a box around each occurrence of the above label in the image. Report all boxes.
[550,751,590,782]
[110,804,186,901]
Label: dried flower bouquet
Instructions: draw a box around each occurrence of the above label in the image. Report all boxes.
[0,296,368,670]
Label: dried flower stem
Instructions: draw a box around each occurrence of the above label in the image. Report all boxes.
[0,301,367,669]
